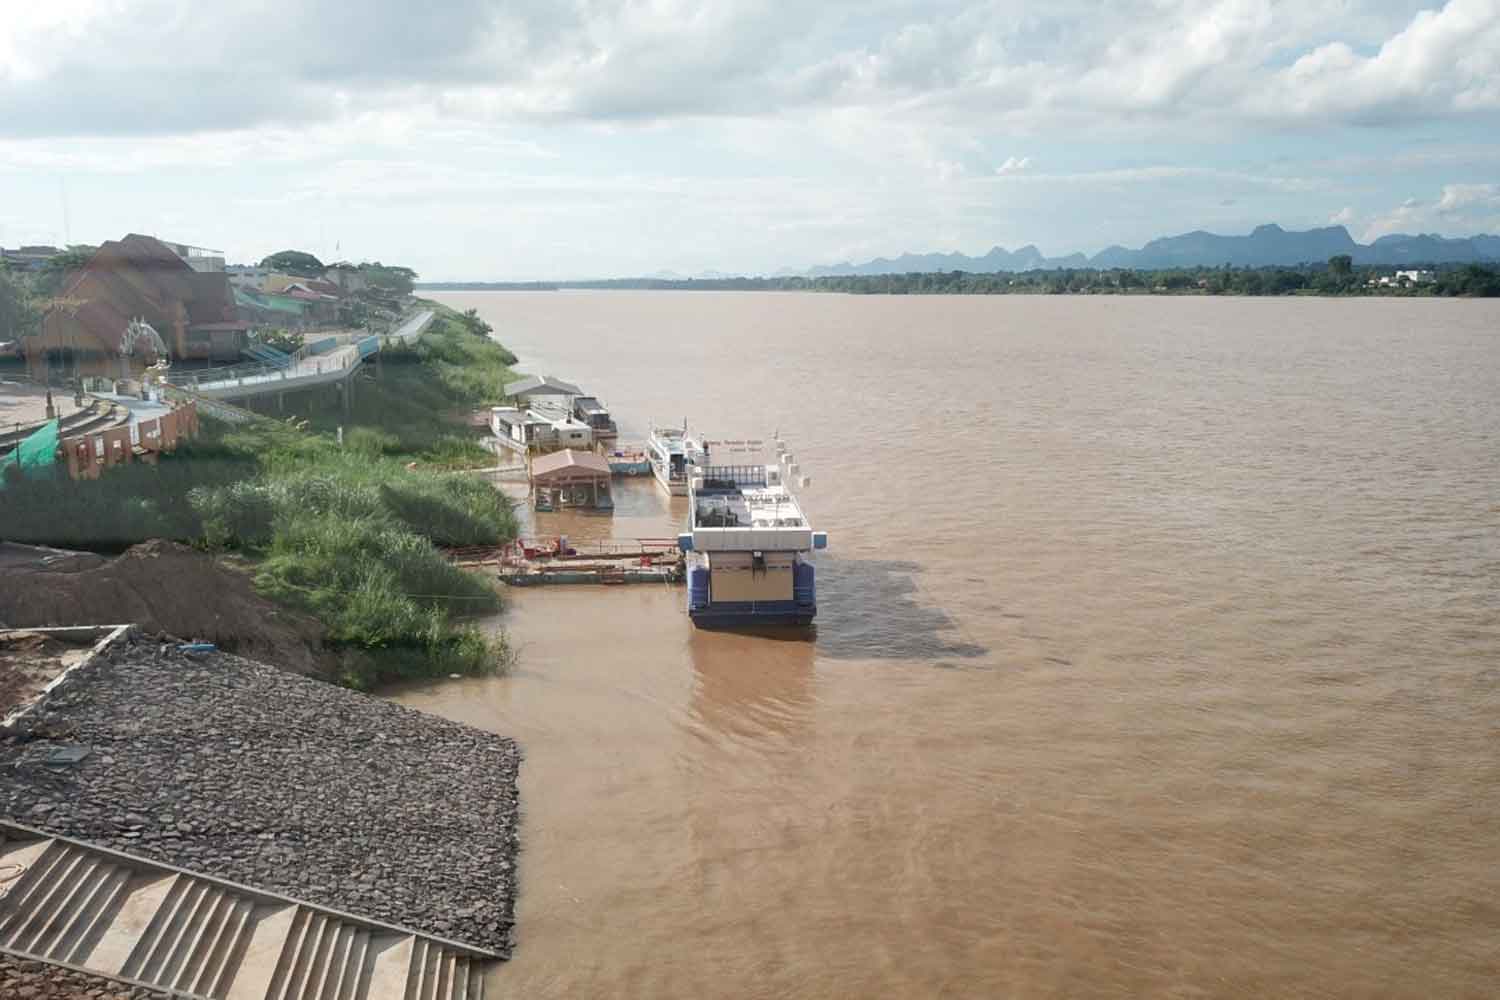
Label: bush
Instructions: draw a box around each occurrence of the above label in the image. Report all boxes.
[253,512,503,687]
[346,427,401,456]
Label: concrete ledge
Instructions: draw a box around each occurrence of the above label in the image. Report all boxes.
[0,623,133,733]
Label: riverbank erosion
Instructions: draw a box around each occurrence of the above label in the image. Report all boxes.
[0,629,520,955]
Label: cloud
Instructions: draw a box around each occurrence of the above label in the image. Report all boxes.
[1363,183,1500,239]
[1330,206,1357,225]
[1250,0,1500,123]
[1436,183,1500,213]
[995,156,1031,175]
[3,0,1499,139]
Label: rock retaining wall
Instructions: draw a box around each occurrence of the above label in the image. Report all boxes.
[0,631,520,955]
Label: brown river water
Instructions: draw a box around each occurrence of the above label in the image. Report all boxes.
[393,292,1500,998]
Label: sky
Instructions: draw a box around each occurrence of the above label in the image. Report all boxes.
[1,0,1498,280]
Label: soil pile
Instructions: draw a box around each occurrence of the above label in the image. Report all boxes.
[0,631,89,716]
[0,540,328,676]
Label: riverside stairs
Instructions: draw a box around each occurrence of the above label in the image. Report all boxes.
[0,821,496,999]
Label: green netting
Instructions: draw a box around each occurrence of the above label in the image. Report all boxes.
[0,418,60,489]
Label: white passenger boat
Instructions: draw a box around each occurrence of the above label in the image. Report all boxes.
[647,423,706,496]
[677,436,826,628]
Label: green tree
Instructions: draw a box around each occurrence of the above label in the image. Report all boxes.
[33,246,95,297]
[260,250,326,277]
[0,267,40,341]
[363,263,418,296]
[1328,254,1353,277]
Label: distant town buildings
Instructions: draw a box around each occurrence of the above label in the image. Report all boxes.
[10,235,409,377]
[1372,269,1436,287]
[1,245,65,271]
[158,239,226,273]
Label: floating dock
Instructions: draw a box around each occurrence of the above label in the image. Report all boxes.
[447,538,684,586]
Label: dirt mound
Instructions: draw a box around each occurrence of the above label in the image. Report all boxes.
[0,540,329,676]
[0,631,91,716]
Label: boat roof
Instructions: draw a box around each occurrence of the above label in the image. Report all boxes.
[505,374,583,397]
[693,484,806,527]
[531,449,611,480]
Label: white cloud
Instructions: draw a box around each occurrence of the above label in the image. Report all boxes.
[1252,0,1500,123]
[995,156,1031,175]
[1330,206,1357,225]
[1436,183,1500,213]
[3,0,1499,138]
[1364,183,1500,239]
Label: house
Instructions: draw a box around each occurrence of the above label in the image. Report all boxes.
[226,265,272,290]
[503,374,583,402]
[1374,269,1438,288]
[279,283,340,325]
[530,449,613,510]
[27,233,249,378]
[324,263,369,294]
[490,405,593,452]
[0,245,63,272]
[158,240,226,273]
[233,286,309,327]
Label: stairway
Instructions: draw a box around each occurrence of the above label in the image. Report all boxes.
[242,344,294,369]
[0,824,494,999]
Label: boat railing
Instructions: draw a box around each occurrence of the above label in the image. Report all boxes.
[696,464,769,489]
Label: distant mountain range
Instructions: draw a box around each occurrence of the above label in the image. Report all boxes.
[798,225,1500,277]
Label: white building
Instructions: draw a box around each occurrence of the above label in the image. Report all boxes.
[1374,269,1438,288]
[491,406,593,451]
[226,266,272,290]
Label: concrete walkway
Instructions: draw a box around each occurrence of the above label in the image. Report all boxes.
[89,391,172,428]
[0,381,84,438]
[389,309,435,344]
[188,309,434,401]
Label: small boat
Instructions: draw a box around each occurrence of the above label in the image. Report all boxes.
[677,437,826,628]
[572,396,619,443]
[606,446,651,476]
[647,422,706,496]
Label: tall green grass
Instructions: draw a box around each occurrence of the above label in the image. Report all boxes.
[296,306,519,466]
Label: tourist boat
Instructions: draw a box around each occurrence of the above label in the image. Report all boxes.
[677,437,826,628]
[647,422,705,496]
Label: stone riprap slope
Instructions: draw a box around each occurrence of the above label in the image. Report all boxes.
[0,953,169,999]
[0,633,519,955]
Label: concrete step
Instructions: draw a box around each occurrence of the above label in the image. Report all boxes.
[0,823,497,1000]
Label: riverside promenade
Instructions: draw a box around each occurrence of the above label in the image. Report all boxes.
[169,309,435,407]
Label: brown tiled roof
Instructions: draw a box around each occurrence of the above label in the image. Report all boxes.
[531,449,611,482]
[50,234,242,349]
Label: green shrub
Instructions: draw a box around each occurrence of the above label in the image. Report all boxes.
[346,426,401,456]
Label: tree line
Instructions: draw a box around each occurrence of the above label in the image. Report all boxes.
[539,259,1500,297]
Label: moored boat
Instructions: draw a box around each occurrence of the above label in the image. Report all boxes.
[647,422,705,496]
[573,395,619,443]
[677,437,826,628]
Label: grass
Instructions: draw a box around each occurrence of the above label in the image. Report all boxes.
[1,308,523,688]
[296,304,519,467]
